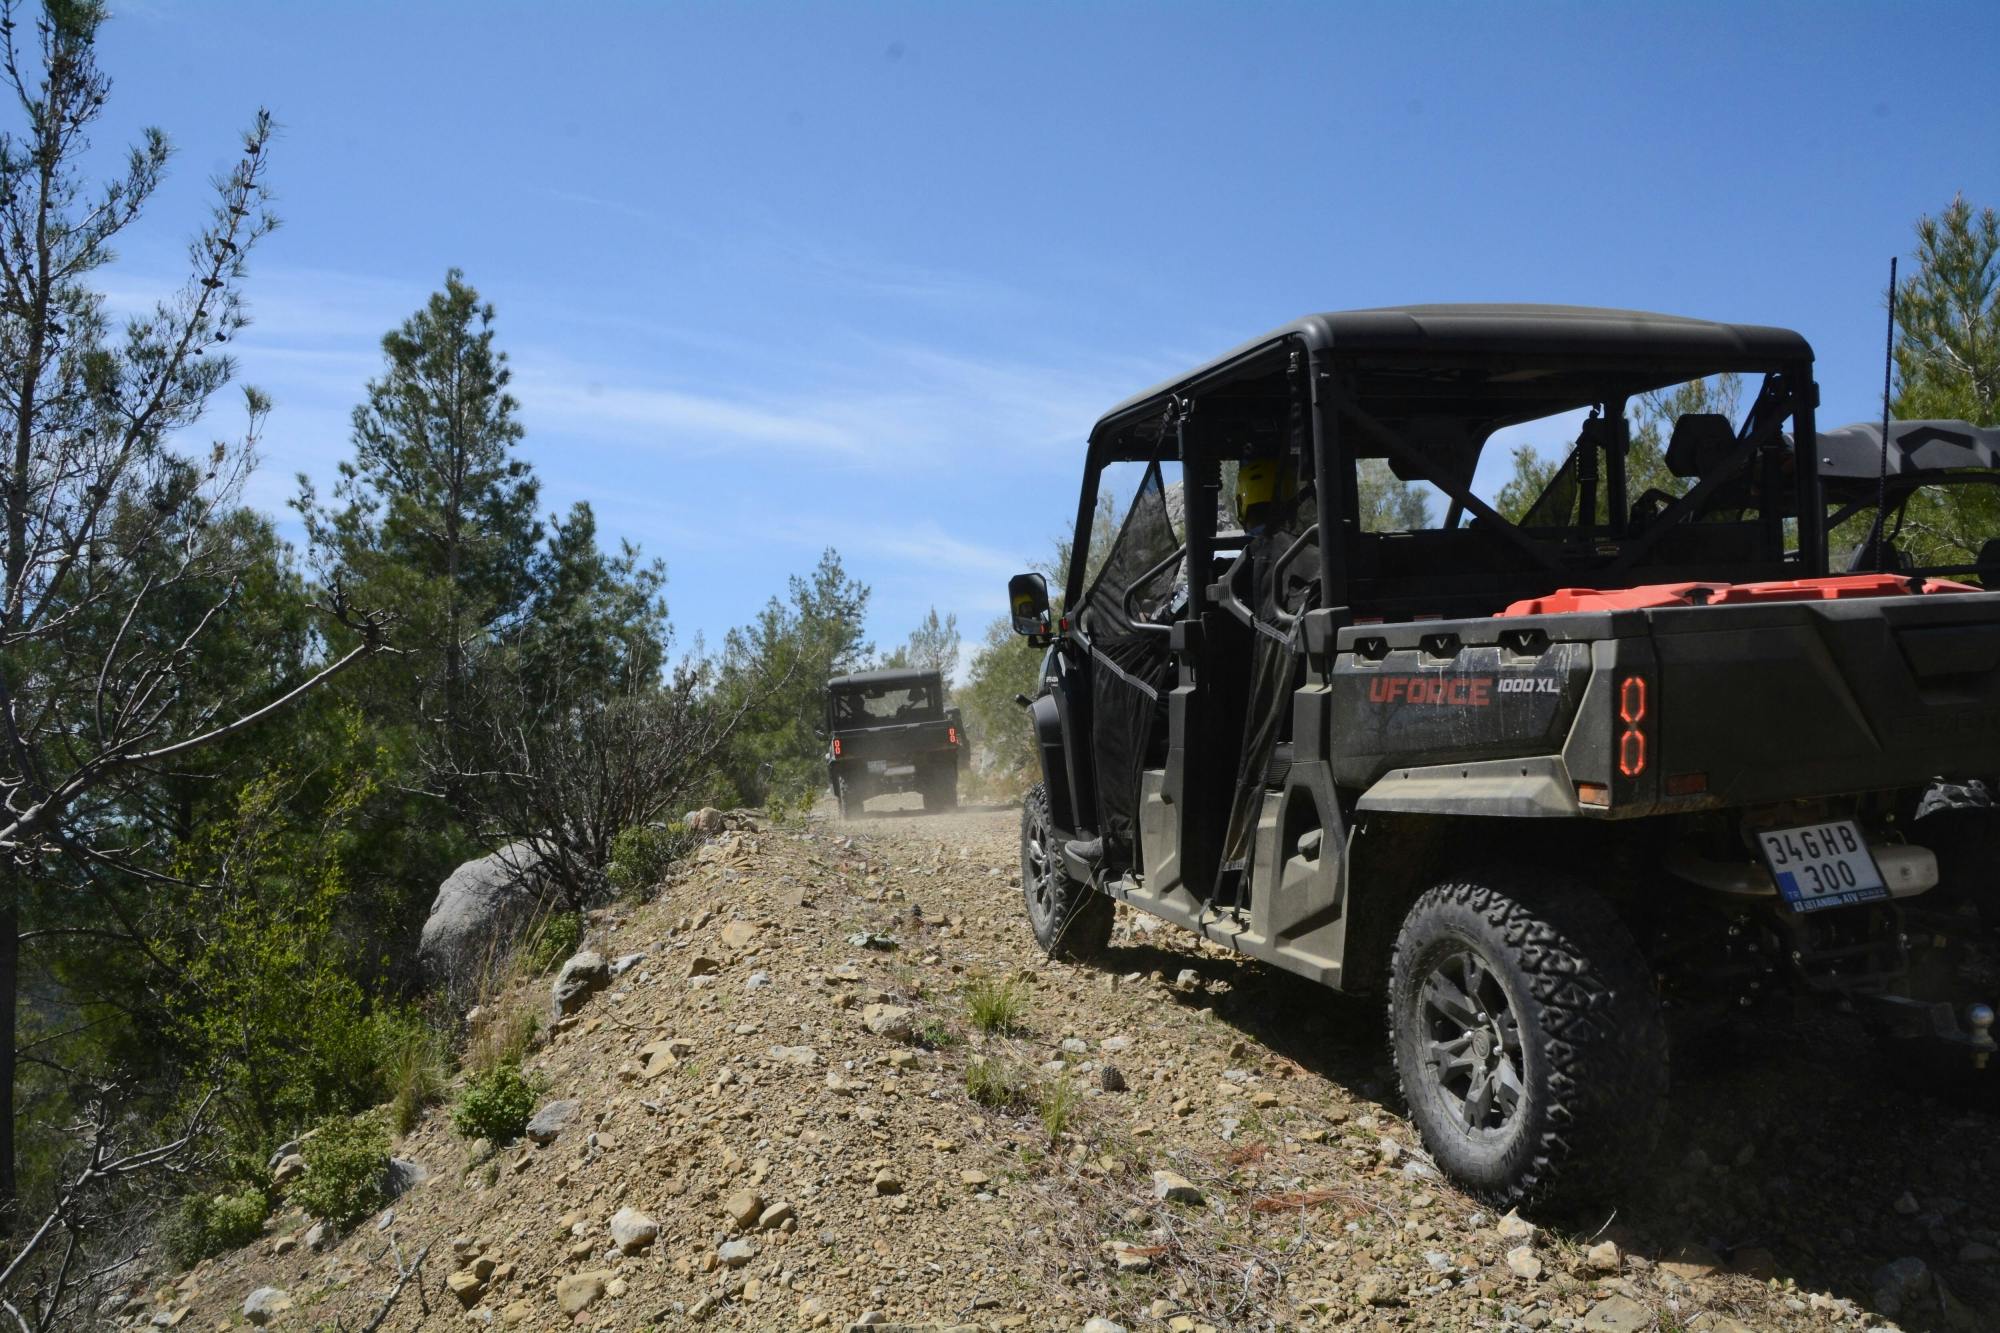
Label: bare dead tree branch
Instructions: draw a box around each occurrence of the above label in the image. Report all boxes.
[351,1240,430,1333]
[452,652,776,907]
[0,1086,214,1325]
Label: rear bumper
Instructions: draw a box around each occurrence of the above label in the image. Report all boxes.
[828,752,956,794]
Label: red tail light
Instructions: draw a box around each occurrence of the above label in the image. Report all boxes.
[1617,675,1648,778]
[831,738,842,757]
[947,726,959,746]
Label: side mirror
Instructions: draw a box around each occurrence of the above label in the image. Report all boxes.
[1008,572,1051,637]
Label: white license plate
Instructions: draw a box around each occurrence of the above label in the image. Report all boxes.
[1756,819,1888,913]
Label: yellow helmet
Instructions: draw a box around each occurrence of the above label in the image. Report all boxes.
[1234,457,1297,527]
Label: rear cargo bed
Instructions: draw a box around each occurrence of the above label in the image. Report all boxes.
[1327,590,2000,813]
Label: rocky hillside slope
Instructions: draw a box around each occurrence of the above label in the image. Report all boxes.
[135,803,1996,1331]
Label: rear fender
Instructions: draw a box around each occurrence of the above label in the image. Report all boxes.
[1339,813,1619,993]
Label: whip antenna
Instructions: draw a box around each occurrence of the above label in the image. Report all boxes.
[1871,255,1898,570]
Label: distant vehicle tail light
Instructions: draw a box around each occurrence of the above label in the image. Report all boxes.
[832,738,843,757]
[947,726,959,746]
[1617,675,1648,778]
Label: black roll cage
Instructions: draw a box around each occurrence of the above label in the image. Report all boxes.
[1064,330,1824,624]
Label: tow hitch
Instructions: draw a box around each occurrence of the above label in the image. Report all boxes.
[1860,994,1997,1069]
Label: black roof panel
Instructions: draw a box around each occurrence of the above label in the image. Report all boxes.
[827,668,941,689]
[1093,304,1814,437]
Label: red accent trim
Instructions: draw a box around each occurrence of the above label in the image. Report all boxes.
[1618,675,1647,725]
[1618,730,1647,778]
[1617,674,1648,778]
[1499,573,1982,618]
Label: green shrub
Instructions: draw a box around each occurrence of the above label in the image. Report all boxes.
[526,910,583,974]
[917,1017,963,1050]
[607,822,696,902]
[764,786,806,827]
[162,1187,269,1267]
[964,1056,1033,1113]
[964,975,1028,1035]
[452,1064,537,1143]
[289,1113,389,1229]
[163,761,414,1153]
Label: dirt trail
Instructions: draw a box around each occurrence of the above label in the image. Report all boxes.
[148,802,1995,1332]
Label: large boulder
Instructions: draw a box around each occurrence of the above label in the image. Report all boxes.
[551,951,609,1016]
[242,1288,291,1326]
[416,843,554,996]
[379,1157,427,1203]
[525,1098,579,1145]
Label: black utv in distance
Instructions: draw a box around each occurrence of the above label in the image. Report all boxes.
[825,668,962,819]
[1007,305,1999,1210]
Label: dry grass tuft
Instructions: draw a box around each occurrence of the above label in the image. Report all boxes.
[462,932,544,1078]
[964,1055,1034,1112]
[963,974,1030,1035]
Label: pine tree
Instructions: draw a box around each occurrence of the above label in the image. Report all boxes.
[1894,194,2000,425]
[1886,195,2000,567]
[891,607,961,688]
[515,501,668,700]
[303,270,541,802]
[714,549,871,804]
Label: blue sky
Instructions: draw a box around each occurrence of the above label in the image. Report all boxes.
[91,1,2000,661]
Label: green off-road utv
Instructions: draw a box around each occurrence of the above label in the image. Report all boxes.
[826,668,963,819]
[1006,305,1998,1208]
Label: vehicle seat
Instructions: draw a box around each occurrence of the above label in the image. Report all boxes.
[1977,538,2000,587]
[1665,414,1737,479]
[1845,536,1910,573]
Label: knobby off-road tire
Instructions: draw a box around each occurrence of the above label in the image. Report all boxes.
[1021,782,1113,960]
[1898,783,1998,1107]
[925,767,959,813]
[1388,874,1668,1213]
[836,776,863,822]
[1914,781,2000,932]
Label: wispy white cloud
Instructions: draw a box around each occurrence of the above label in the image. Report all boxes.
[540,188,664,226]
[764,517,1030,639]
[786,517,1027,580]
[514,367,867,456]
[505,330,1146,471]
[725,202,1029,312]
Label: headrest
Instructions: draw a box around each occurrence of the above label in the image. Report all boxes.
[1977,538,2000,575]
[1665,414,1738,479]
[1847,539,1908,572]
